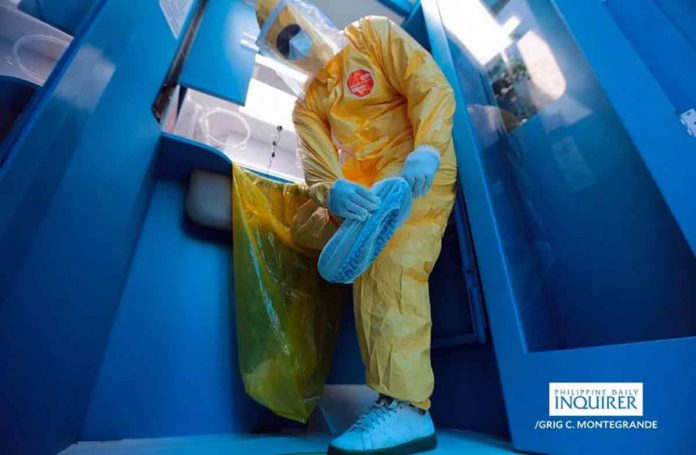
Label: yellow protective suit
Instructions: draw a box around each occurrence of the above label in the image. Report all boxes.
[257,0,457,410]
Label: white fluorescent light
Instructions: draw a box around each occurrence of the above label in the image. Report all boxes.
[240,78,297,132]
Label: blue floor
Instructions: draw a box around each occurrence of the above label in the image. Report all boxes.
[59,430,516,455]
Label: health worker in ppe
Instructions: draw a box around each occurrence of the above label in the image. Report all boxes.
[255,1,457,454]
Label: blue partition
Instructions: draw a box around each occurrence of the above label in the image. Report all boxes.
[377,0,414,17]
[603,0,696,116]
[654,0,696,48]
[423,0,696,453]
[80,135,288,441]
[552,0,696,252]
[438,0,696,352]
[0,1,200,453]
[179,0,258,106]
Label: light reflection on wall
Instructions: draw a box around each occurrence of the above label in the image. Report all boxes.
[440,0,573,127]
[240,63,300,133]
[501,16,521,37]
[441,0,512,66]
[517,31,566,101]
[255,54,308,85]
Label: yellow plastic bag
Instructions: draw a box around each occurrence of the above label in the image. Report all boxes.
[231,165,345,422]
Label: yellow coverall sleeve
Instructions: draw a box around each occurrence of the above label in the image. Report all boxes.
[292,96,343,208]
[359,17,456,157]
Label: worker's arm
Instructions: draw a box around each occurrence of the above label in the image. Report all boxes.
[358,16,456,157]
[293,98,380,219]
[292,96,343,208]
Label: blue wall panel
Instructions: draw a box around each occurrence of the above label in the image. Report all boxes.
[430,345,509,438]
[180,0,258,106]
[654,0,696,48]
[0,1,198,453]
[424,0,696,453]
[442,0,696,351]
[605,0,696,113]
[81,176,263,440]
[551,0,696,253]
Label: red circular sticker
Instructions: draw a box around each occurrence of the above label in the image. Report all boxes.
[347,69,374,97]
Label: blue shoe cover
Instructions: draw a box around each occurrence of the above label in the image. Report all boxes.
[318,177,413,284]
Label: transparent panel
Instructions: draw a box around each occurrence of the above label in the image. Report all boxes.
[167,56,306,183]
[0,2,72,85]
[439,0,696,351]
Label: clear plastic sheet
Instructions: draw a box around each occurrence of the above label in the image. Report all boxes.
[255,0,347,98]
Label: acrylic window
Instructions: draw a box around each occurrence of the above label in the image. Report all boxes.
[439,0,696,351]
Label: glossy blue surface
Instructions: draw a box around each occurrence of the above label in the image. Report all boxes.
[655,0,696,48]
[401,1,429,52]
[377,0,414,17]
[80,134,296,440]
[605,0,696,114]
[80,170,257,440]
[0,1,195,453]
[450,0,696,352]
[179,0,258,106]
[63,430,516,455]
[553,0,696,253]
[424,0,696,453]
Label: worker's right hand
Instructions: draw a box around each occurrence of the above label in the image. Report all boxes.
[327,179,381,222]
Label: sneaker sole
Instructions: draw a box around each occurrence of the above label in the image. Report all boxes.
[318,177,412,284]
[327,433,437,455]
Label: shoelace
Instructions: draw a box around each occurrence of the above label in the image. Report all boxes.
[350,398,399,433]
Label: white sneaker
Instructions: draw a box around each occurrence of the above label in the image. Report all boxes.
[328,396,436,455]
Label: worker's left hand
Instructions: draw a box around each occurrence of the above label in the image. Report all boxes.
[401,146,441,198]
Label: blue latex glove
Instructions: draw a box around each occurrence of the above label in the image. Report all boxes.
[401,146,441,198]
[328,179,381,221]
